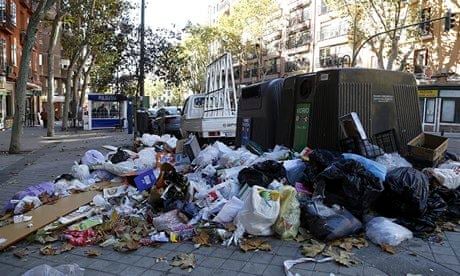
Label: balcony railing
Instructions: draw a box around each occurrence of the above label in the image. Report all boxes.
[0,14,16,33]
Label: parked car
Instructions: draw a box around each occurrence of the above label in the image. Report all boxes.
[152,106,182,137]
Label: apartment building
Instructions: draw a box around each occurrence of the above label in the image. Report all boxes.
[208,0,459,86]
[0,0,42,129]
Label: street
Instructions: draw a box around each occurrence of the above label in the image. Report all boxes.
[0,128,459,275]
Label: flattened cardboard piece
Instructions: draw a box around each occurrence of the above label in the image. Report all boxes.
[0,188,103,250]
[339,112,368,140]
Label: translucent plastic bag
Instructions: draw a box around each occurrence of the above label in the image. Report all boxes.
[81,150,105,166]
[236,186,280,236]
[214,196,244,223]
[429,168,460,189]
[23,264,84,276]
[365,216,413,246]
[134,148,156,170]
[140,134,161,147]
[375,153,412,172]
[273,186,300,240]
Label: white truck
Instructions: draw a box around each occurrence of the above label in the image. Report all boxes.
[180,53,238,141]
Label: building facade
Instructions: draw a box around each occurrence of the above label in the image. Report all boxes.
[0,0,42,129]
[208,0,459,87]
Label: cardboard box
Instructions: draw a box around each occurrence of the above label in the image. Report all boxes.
[133,169,157,192]
[407,133,448,162]
[177,136,200,162]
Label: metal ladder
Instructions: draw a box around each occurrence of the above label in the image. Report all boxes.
[203,53,238,118]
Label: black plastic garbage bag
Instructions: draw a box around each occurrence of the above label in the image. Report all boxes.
[397,191,447,234]
[432,186,460,218]
[299,197,362,241]
[315,159,384,219]
[238,160,286,188]
[253,160,286,180]
[309,150,342,174]
[110,148,130,164]
[238,168,272,187]
[378,167,429,218]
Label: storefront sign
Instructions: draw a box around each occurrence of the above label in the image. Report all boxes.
[88,94,119,102]
[418,89,438,98]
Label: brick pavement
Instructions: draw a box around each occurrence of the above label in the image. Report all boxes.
[0,130,460,275]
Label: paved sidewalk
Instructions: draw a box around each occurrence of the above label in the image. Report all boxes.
[0,130,459,275]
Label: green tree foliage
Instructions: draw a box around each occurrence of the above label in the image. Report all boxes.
[323,0,419,70]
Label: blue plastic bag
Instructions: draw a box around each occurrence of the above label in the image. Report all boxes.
[342,153,386,182]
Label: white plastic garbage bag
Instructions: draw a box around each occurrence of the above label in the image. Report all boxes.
[91,160,135,176]
[23,264,84,276]
[375,153,412,172]
[439,161,460,170]
[134,148,157,170]
[236,186,280,236]
[140,134,161,147]
[54,177,89,197]
[71,162,94,185]
[13,196,42,214]
[193,145,220,167]
[214,196,244,224]
[429,168,460,189]
[81,150,105,166]
[365,216,413,246]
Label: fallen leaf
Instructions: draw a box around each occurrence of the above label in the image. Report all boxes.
[301,239,325,257]
[13,248,30,259]
[192,231,210,247]
[170,253,196,270]
[441,222,460,232]
[323,246,359,267]
[40,245,59,256]
[381,244,396,254]
[85,249,101,257]
[240,238,272,252]
[330,237,368,252]
[60,243,74,253]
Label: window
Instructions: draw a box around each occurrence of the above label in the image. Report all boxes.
[320,0,329,14]
[0,0,6,22]
[91,102,119,119]
[265,58,279,75]
[286,31,310,49]
[319,22,348,41]
[0,39,5,70]
[414,49,428,73]
[419,99,424,121]
[234,66,240,79]
[302,7,310,22]
[11,38,16,66]
[193,97,205,108]
[419,7,432,36]
[10,1,16,26]
[424,98,435,123]
[441,98,460,123]
[38,54,43,66]
[319,47,331,66]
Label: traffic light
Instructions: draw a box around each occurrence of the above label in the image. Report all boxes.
[445,9,457,32]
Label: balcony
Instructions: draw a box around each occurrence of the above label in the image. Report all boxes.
[265,65,280,76]
[0,15,16,34]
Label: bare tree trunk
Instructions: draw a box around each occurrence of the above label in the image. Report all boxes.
[9,0,56,153]
[72,50,90,121]
[46,0,62,137]
[79,56,94,107]
[62,65,74,130]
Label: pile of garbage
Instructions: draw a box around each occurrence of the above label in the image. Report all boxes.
[2,132,460,273]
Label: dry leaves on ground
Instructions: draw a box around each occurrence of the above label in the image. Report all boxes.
[330,236,368,252]
[380,244,396,254]
[192,231,210,247]
[85,249,101,257]
[323,246,360,267]
[60,243,74,253]
[170,253,196,272]
[13,248,30,259]
[301,239,325,257]
[40,245,60,256]
[441,222,460,232]
[240,238,272,252]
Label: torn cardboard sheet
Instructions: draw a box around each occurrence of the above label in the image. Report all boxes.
[0,189,101,250]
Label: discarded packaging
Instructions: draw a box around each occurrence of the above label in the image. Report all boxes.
[365,216,413,246]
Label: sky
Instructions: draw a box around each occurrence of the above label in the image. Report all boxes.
[138,0,210,30]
